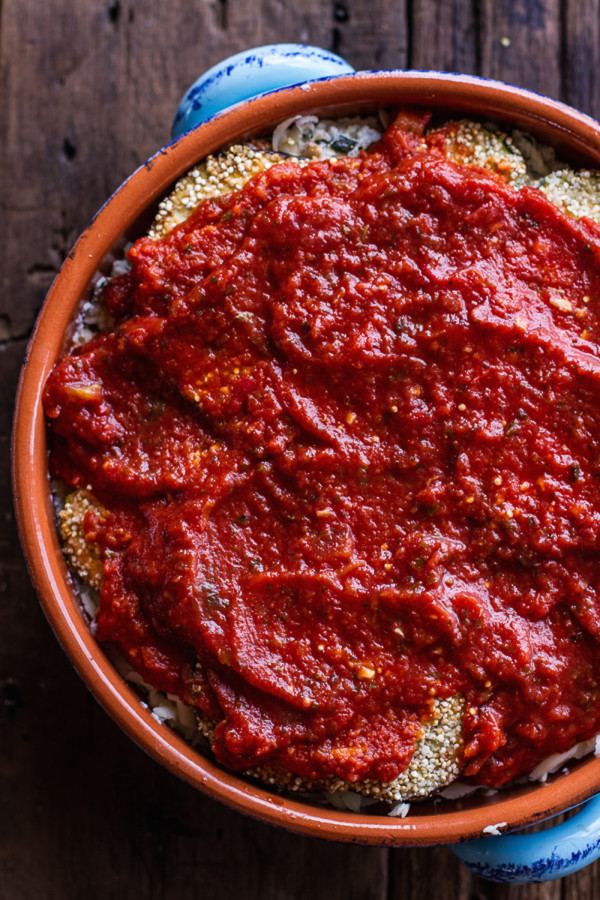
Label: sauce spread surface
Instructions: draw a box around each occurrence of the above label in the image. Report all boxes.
[44,113,600,787]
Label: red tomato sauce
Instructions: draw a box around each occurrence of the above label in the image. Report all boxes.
[44,113,600,787]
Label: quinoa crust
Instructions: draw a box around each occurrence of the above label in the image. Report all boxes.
[196,695,464,802]
[148,146,294,240]
[59,489,105,591]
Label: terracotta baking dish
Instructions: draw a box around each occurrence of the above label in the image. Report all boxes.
[12,48,600,881]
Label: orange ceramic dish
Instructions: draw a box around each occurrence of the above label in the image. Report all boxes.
[13,66,600,853]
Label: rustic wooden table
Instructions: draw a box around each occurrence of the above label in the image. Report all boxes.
[3,1,600,897]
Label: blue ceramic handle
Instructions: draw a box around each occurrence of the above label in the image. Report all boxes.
[172,43,355,138]
[451,795,600,883]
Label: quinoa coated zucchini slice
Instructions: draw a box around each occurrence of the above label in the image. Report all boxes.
[534,169,600,222]
[148,146,292,239]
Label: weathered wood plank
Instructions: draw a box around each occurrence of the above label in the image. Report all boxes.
[561,0,600,119]
[479,0,562,99]
[327,0,409,70]
[209,0,332,55]
[471,871,563,899]
[389,846,472,900]
[411,0,478,74]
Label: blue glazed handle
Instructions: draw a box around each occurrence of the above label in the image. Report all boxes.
[451,795,600,883]
[172,43,355,138]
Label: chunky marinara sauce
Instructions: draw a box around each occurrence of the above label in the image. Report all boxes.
[44,112,600,787]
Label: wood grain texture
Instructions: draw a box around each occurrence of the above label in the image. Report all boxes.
[411,0,479,74]
[329,0,408,70]
[3,0,600,897]
[479,0,562,96]
[561,0,600,118]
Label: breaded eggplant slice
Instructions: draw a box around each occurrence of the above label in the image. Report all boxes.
[59,491,465,800]
[196,695,464,803]
[59,488,105,591]
[148,145,293,239]
[534,169,600,222]
[432,120,528,186]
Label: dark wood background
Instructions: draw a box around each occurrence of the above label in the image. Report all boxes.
[3,1,600,897]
